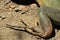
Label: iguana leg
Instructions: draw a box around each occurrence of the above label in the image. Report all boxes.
[6,7,53,38]
[36,0,60,25]
[40,6,60,25]
[6,24,43,37]
[36,7,53,38]
[6,24,26,30]
[6,24,47,38]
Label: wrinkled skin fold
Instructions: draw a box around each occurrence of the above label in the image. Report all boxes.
[7,5,60,38]
[6,7,53,38]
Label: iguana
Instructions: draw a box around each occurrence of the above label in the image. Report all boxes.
[35,0,60,38]
[4,0,60,38]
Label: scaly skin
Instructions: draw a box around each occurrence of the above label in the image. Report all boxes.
[5,0,53,38]
[3,0,60,38]
[36,0,60,24]
[36,0,60,38]
[37,8,53,38]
